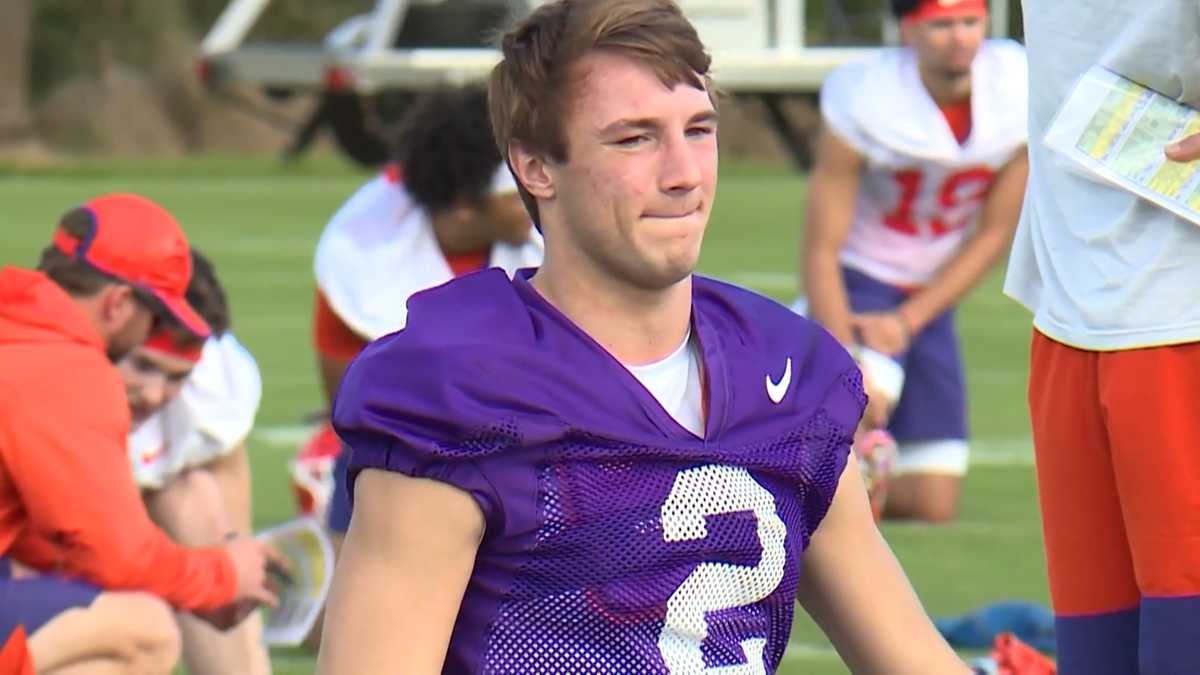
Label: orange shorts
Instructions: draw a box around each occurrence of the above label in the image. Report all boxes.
[1030,329,1200,616]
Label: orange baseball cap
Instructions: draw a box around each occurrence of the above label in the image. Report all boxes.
[902,0,988,24]
[51,193,211,338]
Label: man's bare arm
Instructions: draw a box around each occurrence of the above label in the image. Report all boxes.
[797,455,968,674]
[316,469,484,674]
[802,126,866,346]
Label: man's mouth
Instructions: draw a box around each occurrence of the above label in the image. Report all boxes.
[644,206,700,219]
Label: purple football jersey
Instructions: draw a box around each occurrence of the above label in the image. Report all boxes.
[334,269,864,674]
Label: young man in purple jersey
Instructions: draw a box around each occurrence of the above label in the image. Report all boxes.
[318,0,965,672]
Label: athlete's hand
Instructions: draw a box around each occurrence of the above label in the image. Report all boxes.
[1166,133,1200,162]
[192,599,260,631]
[224,535,286,608]
[194,538,291,631]
[851,312,910,357]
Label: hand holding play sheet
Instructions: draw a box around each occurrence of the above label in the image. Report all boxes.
[255,517,335,646]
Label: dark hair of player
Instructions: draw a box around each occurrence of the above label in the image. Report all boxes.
[890,0,922,20]
[394,86,502,215]
[184,249,230,341]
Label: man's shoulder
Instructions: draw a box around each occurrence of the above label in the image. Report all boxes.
[694,274,856,387]
[694,276,840,345]
[374,268,529,350]
[979,39,1028,72]
[0,343,126,431]
[340,269,533,394]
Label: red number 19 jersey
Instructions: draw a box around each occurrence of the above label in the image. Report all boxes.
[820,41,1028,286]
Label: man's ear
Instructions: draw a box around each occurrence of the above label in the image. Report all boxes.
[509,143,555,201]
[98,284,137,327]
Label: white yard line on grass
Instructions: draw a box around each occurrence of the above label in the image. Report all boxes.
[726,271,797,293]
[254,424,317,447]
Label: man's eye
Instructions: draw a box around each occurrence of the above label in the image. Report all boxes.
[615,135,648,147]
[687,126,716,138]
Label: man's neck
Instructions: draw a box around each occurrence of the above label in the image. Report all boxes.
[72,293,111,344]
[430,209,491,256]
[530,253,692,367]
[919,66,972,107]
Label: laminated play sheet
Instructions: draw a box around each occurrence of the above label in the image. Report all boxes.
[257,517,334,646]
[1044,65,1200,226]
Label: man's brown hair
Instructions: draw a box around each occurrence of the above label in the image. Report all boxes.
[488,0,712,227]
[185,249,230,339]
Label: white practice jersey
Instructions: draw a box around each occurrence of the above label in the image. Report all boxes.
[1005,0,1200,350]
[129,333,262,490]
[821,40,1029,287]
[314,171,545,340]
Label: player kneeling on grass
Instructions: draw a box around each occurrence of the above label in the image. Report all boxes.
[120,249,270,675]
[800,0,1029,523]
[317,1,968,672]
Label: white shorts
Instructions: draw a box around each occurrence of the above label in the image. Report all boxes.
[894,439,970,477]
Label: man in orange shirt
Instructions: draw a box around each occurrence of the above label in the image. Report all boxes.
[0,193,280,674]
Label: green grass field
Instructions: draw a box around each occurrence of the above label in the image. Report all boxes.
[0,156,1046,674]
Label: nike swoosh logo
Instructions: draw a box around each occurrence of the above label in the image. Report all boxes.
[766,357,792,404]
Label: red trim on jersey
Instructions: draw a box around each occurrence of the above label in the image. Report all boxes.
[142,330,203,363]
[902,0,987,24]
[939,98,973,145]
[444,250,490,277]
[313,289,369,362]
[383,162,404,184]
[312,250,489,361]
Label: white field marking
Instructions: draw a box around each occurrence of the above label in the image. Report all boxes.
[726,271,797,293]
[252,425,1036,466]
[255,424,320,447]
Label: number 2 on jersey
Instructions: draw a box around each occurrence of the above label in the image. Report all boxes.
[882,167,994,236]
[657,465,787,674]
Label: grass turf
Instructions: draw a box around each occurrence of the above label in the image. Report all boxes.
[0,155,1045,674]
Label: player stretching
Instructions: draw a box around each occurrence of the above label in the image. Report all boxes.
[318,1,966,672]
[801,0,1028,522]
[291,85,541,546]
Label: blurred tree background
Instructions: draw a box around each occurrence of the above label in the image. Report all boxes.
[0,0,1021,163]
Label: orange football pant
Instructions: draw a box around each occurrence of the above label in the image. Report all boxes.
[1030,329,1200,674]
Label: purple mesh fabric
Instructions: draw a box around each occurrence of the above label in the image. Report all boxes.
[335,269,864,674]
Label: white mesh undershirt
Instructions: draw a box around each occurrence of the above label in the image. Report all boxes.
[623,330,705,438]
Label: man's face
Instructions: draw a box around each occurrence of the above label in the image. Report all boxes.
[905,14,987,80]
[117,347,194,424]
[106,293,156,363]
[541,52,718,291]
